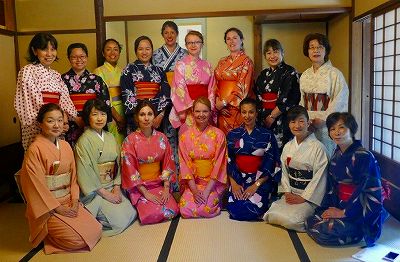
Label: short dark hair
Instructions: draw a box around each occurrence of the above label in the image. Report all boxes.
[102,38,122,53]
[161,20,179,35]
[326,112,358,139]
[134,36,153,55]
[27,33,58,63]
[67,43,88,58]
[303,33,331,62]
[263,39,284,56]
[287,105,309,122]
[37,103,63,123]
[224,27,244,50]
[239,97,258,111]
[82,99,112,127]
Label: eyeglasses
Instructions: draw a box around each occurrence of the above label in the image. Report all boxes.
[308,46,325,51]
[70,55,87,61]
[186,41,203,46]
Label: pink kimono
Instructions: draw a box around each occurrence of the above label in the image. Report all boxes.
[121,129,179,224]
[179,125,228,218]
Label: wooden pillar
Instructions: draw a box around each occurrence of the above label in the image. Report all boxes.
[94,0,106,66]
[253,21,262,77]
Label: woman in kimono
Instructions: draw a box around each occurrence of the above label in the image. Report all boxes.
[121,100,179,224]
[264,105,328,231]
[75,99,136,236]
[14,32,78,151]
[226,98,280,221]
[169,30,216,135]
[254,39,300,151]
[214,27,254,134]
[93,39,126,146]
[178,97,228,219]
[20,103,102,254]
[306,112,388,246]
[62,43,111,147]
[300,33,349,155]
[120,35,171,134]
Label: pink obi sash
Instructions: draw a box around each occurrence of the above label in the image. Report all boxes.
[187,84,208,101]
[135,82,160,99]
[70,93,97,112]
[261,93,278,110]
[303,93,330,111]
[338,183,356,202]
[42,91,60,104]
[235,155,262,173]
[217,80,236,101]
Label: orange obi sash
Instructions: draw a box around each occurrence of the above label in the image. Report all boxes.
[194,159,213,180]
[70,93,96,112]
[109,86,122,102]
[261,93,278,110]
[217,80,236,101]
[338,183,356,202]
[42,91,60,104]
[138,162,161,181]
[46,172,71,198]
[97,161,115,184]
[166,72,174,86]
[235,155,262,173]
[135,81,160,99]
[303,93,330,111]
[187,84,208,101]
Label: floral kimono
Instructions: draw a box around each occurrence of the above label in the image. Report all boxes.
[152,44,187,85]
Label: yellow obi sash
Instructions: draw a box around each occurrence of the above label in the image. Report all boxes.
[97,161,115,184]
[46,172,71,198]
[194,159,213,180]
[166,72,174,86]
[70,93,97,112]
[217,80,236,101]
[138,162,161,181]
[108,86,122,102]
[135,82,160,100]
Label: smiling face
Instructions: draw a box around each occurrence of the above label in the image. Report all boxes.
[308,39,326,66]
[39,109,64,141]
[137,106,155,130]
[162,26,178,48]
[240,103,257,129]
[33,42,57,68]
[193,102,211,128]
[89,107,107,133]
[329,119,353,148]
[265,47,283,69]
[136,39,153,65]
[69,47,87,73]
[225,30,243,54]
[185,34,203,58]
[103,41,120,66]
[288,114,310,141]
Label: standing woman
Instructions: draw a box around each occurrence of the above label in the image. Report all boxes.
[93,39,126,146]
[62,43,111,147]
[254,39,300,151]
[120,36,171,134]
[214,27,254,134]
[14,32,78,151]
[169,30,216,134]
[300,33,349,155]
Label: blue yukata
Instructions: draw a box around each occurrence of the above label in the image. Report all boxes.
[306,140,387,246]
[226,125,280,221]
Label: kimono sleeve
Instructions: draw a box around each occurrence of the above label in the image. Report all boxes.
[153,67,172,113]
[120,136,141,190]
[279,144,291,193]
[160,133,176,183]
[178,132,195,181]
[65,142,80,200]
[230,57,254,107]
[120,65,136,118]
[113,136,122,185]
[209,130,228,185]
[171,61,193,113]
[97,75,112,108]
[258,132,280,182]
[226,130,245,184]
[58,75,78,118]
[276,69,300,113]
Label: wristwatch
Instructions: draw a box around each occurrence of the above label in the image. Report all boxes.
[255,181,261,187]
[222,99,227,107]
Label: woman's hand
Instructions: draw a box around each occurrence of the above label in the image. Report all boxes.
[152,114,163,129]
[178,110,187,121]
[160,187,170,204]
[311,118,325,129]
[54,205,78,218]
[98,188,122,204]
[285,193,306,205]
[220,108,231,117]
[321,207,345,219]
[70,200,79,214]
[112,185,123,203]
[230,179,244,200]
[242,184,258,200]
[264,116,275,128]
[215,98,225,111]
[191,188,206,205]
[144,191,163,205]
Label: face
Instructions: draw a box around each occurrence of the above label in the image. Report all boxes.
[33,42,57,67]
[288,114,310,139]
[265,47,283,69]
[89,107,107,132]
[39,109,64,140]
[240,103,257,128]
[69,48,87,72]
[136,40,153,65]
[103,41,120,65]
[162,26,177,47]
[225,31,243,54]
[62,113,69,134]
[329,119,353,147]
[193,102,211,127]
[137,106,155,129]
[185,34,203,57]
[308,39,326,65]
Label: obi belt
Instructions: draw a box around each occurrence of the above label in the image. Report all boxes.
[109,86,122,102]
[193,159,213,182]
[260,93,278,110]
[98,161,116,184]
[235,155,262,173]
[135,81,160,100]
[287,167,313,190]
[217,80,236,101]
[337,182,356,202]
[46,172,71,198]
[70,93,97,112]
[138,161,161,181]
[42,91,60,104]
[187,84,208,101]
[303,93,330,111]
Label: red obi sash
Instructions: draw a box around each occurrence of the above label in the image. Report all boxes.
[303,93,330,111]
[235,155,262,173]
[261,93,278,109]
[42,91,60,104]
[135,82,160,99]
[338,183,356,202]
[187,84,208,100]
[70,93,97,111]
[217,80,236,101]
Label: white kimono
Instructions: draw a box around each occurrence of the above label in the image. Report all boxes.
[264,133,328,232]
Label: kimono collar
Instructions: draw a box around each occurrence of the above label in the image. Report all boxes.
[104,61,120,71]
[336,139,363,155]
[162,43,181,55]
[238,124,260,134]
[194,124,211,134]
[134,59,152,68]
[229,50,246,60]
[36,134,60,148]
[268,61,286,72]
[66,68,90,77]
[312,60,332,73]
[33,62,52,72]
[136,128,156,138]
[185,54,201,64]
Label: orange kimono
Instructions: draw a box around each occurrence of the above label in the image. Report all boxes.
[20,135,102,254]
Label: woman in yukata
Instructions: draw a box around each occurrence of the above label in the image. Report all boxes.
[121,100,179,224]
[169,30,216,135]
[75,99,136,236]
[178,97,228,219]
[214,27,254,135]
[300,33,349,156]
[93,39,126,146]
[226,98,280,221]
[62,43,111,147]
[264,105,328,231]
[306,112,388,246]
[20,103,102,254]
[254,39,300,151]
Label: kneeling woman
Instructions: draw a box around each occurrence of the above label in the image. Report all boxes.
[226,98,280,221]
[306,112,388,246]
[179,97,228,218]
[75,99,136,236]
[20,103,101,254]
[121,100,179,224]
